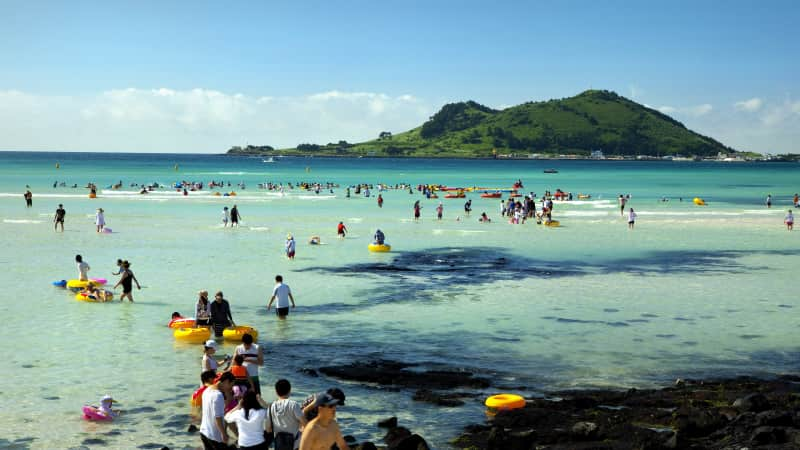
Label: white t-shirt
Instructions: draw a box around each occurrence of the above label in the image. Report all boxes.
[267,398,304,435]
[234,343,261,377]
[202,354,218,372]
[199,388,225,442]
[225,407,267,447]
[272,283,292,308]
[285,239,296,253]
[95,212,105,226]
[222,210,229,221]
[628,211,637,222]
[77,261,90,280]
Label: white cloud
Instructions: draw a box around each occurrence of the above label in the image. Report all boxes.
[760,99,800,126]
[734,97,762,112]
[656,103,712,117]
[0,88,433,152]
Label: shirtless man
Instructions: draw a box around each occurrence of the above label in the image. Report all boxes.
[299,393,349,450]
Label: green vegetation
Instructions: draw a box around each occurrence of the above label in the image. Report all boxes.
[226,90,738,158]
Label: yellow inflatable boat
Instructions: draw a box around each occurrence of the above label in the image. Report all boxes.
[75,292,114,302]
[368,243,392,252]
[174,327,211,343]
[223,325,259,341]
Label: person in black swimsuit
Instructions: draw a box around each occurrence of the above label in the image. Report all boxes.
[114,260,140,302]
[54,204,65,232]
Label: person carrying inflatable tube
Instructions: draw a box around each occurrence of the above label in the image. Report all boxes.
[373,229,385,245]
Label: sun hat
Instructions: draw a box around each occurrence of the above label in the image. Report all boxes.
[204,340,218,350]
[101,394,114,403]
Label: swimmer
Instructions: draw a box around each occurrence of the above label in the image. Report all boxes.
[285,234,296,259]
[377,194,383,208]
[373,229,385,245]
[97,394,119,418]
[222,206,229,227]
[81,282,110,302]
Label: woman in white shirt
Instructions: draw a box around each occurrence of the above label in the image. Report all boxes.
[225,390,269,449]
[628,208,637,229]
[201,340,230,373]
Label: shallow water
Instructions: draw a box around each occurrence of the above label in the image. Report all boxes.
[0,152,798,449]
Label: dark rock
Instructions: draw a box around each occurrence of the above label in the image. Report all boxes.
[344,435,357,443]
[135,445,166,450]
[672,406,723,437]
[187,424,198,433]
[354,443,378,450]
[412,389,465,407]
[299,367,319,377]
[755,409,794,427]
[384,426,411,447]
[319,359,490,389]
[82,438,106,445]
[571,421,598,439]
[733,393,771,412]
[750,426,787,445]
[378,416,398,428]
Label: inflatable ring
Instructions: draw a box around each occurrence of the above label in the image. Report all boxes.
[368,243,391,252]
[52,280,67,287]
[174,327,211,343]
[66,279,107,289]
[168,318,197,329]
[485,394,526,410]
[223,325,259,341]
[543,220,560,227]
[75,292,113,302]
[88,193,97,199]
[82,405,113,421]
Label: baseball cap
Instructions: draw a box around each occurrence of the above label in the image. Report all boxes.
[317,393,341,407]
[204,340,218,350]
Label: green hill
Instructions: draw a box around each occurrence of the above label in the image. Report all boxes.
[227,90,736,158]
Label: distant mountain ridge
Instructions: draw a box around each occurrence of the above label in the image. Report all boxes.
[227,90,736,158]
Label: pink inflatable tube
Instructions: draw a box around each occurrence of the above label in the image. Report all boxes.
[82,406,113,421]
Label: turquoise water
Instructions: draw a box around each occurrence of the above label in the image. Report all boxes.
[0,151,798,449]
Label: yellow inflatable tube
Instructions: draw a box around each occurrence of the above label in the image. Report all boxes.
[368,243,392,252]
[485,394,526,410]
[544,220,560,227]
[174,327,211,343]
[66,279,106,289]
[223,326,259,341]
[693,197,706,206]
[75,292,114,302]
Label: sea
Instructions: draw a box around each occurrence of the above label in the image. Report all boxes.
[0,151,797,449]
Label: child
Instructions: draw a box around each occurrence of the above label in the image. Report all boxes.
[97,394,119,418]
[230,354,250,387]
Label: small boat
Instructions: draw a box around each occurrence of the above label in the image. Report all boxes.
[543,169,558,174]
[444,192,466,199]
[480,192,502,198]
[262,157,275,163]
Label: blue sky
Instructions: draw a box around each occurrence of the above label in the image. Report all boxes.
[1,0,798,153]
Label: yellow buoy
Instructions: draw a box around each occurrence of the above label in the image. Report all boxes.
[693,197,706,206]
[485,394,526,411]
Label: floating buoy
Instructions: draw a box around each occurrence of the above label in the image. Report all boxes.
[485,394,526,411]
[693,197,706,206]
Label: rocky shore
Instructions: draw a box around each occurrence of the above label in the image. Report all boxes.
[453,375,800,449]
[315,360,800,449]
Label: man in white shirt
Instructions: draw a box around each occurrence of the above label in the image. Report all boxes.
[76,255,90,281]
[234,333,263,395]
[200,371,235,449]
[267,275,296,319]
